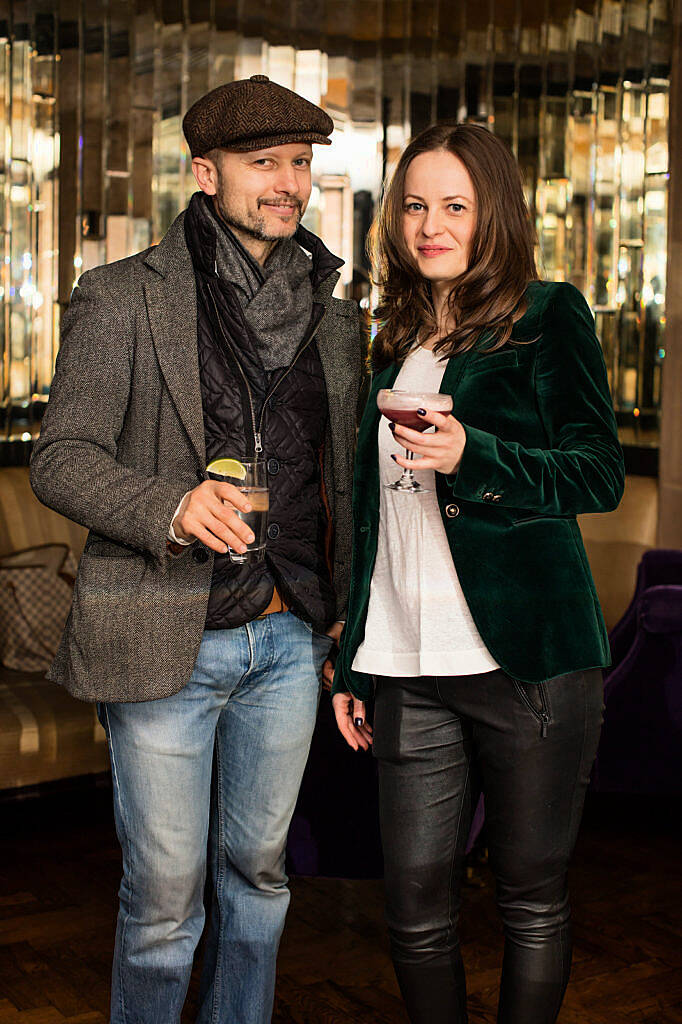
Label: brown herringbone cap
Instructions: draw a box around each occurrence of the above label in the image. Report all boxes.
[183,75,333,157]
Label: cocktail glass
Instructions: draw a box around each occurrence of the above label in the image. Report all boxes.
[377,389,454,493]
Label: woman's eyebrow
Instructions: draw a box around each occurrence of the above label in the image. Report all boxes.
[403,192,473,202]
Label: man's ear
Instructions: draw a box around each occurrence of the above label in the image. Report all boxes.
[192,155,219,196]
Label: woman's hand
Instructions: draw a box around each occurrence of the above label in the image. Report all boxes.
[392,409,467,475]
[332,692,373,751]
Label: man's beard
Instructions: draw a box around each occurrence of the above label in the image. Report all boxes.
[214,191,303,243]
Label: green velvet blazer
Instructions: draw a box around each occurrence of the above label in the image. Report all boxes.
[334,280,626,700]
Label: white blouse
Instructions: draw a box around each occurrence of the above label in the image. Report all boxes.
[351,345,499,678]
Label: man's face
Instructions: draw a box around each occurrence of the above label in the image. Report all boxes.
[197,143,313,246]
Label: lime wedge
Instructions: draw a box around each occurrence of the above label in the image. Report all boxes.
[206,457,247,480]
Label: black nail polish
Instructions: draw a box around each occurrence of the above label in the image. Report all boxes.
[354,717,364,727]
[388,422,396,432]
[390,453,397,461]
[417,408,426,415]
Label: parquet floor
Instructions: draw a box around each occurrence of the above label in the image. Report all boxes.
[1,783,680,1023]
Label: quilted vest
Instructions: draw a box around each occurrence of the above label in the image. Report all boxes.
[190,232,338,631]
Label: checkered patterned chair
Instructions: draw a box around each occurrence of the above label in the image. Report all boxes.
[0,467,109,792]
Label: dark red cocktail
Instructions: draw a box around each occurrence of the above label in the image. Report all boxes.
[377,389,454,493]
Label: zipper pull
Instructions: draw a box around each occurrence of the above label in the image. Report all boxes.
[541,714,549,738]
[214,259,218,276]
[254,431,263,454]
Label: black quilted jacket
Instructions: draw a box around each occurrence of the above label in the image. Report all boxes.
[186,210,344,630]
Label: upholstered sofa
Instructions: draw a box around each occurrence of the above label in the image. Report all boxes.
[0,464,658,795]
[0,466,109,792]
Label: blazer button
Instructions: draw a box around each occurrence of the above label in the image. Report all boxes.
[482,491,494,502]
[192,547,209,564]
[445,503,460,518]
[267,523,280,540]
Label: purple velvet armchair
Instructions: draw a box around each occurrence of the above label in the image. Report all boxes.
[608,549,682,668]
[593,549,682,794]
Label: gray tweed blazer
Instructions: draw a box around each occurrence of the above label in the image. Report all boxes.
[30,213,362,703]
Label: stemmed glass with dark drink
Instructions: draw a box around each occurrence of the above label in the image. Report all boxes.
[377,389,454,493]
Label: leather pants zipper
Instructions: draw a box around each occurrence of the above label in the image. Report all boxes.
[206,280,325,457]
[513,679,551,737]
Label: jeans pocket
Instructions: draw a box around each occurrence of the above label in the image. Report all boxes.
[299,617,334,646]
[512,679,552,737]
[96,701,107,731]
[298,619,314,635]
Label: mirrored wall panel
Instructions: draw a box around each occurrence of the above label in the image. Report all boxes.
[0,0,672,455]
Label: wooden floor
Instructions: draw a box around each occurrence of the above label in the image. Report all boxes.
[1,783,680,1023]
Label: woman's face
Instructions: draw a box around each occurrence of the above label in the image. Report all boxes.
[402,149,477,288]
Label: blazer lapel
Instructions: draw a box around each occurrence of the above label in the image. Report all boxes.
[313,275,358,481]
[143,214,206,468]
[353,363,399,518]
[312,273,344,395]
[440,347,475,398]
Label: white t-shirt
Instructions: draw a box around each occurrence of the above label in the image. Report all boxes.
[351,344,499,678]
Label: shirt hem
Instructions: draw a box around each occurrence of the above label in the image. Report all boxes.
[351,648,500,676]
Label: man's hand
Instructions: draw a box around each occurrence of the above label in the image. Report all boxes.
[172,480,255,554]
[322,620,344,692]
[325,620,344,643]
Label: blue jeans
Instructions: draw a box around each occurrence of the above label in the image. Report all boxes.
[99,612,331,1024]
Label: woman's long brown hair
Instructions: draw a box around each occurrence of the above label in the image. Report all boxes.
[369,123,538,371]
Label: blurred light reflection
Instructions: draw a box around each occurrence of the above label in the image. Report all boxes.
[0,0,672,448]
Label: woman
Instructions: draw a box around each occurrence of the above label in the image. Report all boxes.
[330,123,624,1024]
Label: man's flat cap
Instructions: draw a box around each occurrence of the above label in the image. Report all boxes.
[183,75,334,157]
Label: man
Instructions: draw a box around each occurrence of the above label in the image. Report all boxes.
[30,75,361,1024]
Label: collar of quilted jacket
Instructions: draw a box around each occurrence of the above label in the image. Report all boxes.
[185,191,342,370]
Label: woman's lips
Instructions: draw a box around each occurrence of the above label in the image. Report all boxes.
[417,246,452,258]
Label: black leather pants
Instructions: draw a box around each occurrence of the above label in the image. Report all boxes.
[373,668,604,1024]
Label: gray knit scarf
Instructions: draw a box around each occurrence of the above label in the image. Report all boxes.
[196,193,314,371]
